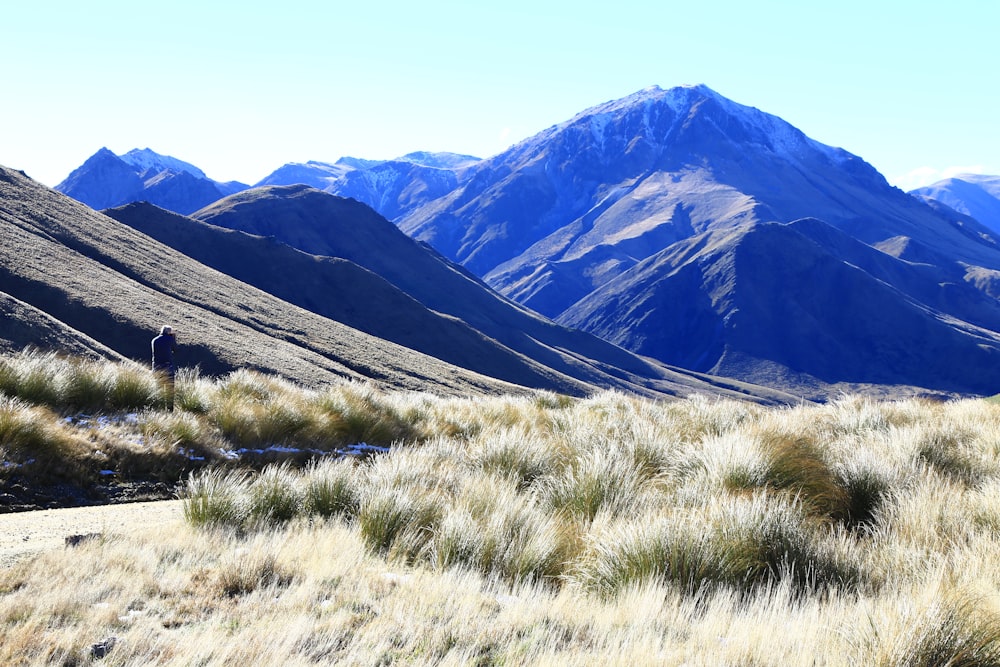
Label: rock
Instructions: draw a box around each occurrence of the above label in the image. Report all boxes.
[90,636,117,659]
[65,533,102,548]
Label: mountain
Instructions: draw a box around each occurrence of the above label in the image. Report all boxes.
[255,152,479,220]
[911,174,1000,234]
[397,85,1000,397]
[103,200,605,392]
[182,184,777,399]
[55,148,248,215]
[559,218,1000,396]
[3,166,786,401]
[0,165,520,395]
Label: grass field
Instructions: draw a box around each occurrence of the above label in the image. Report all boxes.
[2,349,1000,664]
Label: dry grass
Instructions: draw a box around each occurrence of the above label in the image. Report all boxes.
[4,353,1000,664]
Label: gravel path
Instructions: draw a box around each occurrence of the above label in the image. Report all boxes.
[0,500,184,567]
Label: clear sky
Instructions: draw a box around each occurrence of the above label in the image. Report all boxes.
[3,0,997,190]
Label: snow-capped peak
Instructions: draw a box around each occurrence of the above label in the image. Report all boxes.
[120,148,207,179]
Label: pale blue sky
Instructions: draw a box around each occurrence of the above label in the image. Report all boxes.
[3,1,997,190]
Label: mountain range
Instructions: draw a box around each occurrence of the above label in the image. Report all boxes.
[45,84,1000,398]
[3,166,780,402]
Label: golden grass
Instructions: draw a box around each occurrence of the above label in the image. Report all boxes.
[4,351,1000,664]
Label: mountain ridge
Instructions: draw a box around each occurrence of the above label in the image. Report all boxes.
[42,85,1000,398]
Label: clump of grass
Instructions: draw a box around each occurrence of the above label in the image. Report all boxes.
[140,409,209,450]
[216,549,296,597]
[574,515,718,598]
[540,446,646,521]
[835,449,898,531]
[868,589,1000,666]
[182,468,250,529]
[0,349,163,412]
[0,396,88,483]
[174,366,211,413]
[0,349,62,407]
[916,425,989,486]
[468,426,555,491]
[303,457,362,519]
[245,464,304,527]
[431,475,568,583]
[357,485,444,559]
[711,493,866,596]
[759,433,850,520]
[314,382,422,447]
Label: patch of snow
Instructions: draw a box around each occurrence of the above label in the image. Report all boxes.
[590,113,612,149]
[120,148,208,179]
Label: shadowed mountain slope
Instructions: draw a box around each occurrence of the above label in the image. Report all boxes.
[186,185,784,400]
[559,219,1000,397]
[104,202,596,392]
[0,291,124,360]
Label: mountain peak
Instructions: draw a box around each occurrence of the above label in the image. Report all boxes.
[120,148,207,179]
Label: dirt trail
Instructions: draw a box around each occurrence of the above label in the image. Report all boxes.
[0,500,184,567]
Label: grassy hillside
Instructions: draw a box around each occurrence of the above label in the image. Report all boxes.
[0,165,534,397]
[3,350,1000,663]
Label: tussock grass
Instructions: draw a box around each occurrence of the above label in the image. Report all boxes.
[8,349,1000,663]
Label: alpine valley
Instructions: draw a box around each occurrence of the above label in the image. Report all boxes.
[35,84,1000,400]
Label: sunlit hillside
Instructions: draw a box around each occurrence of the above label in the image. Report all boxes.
[2,350,1000,664]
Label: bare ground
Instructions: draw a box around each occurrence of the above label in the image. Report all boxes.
[0,499,183,567]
